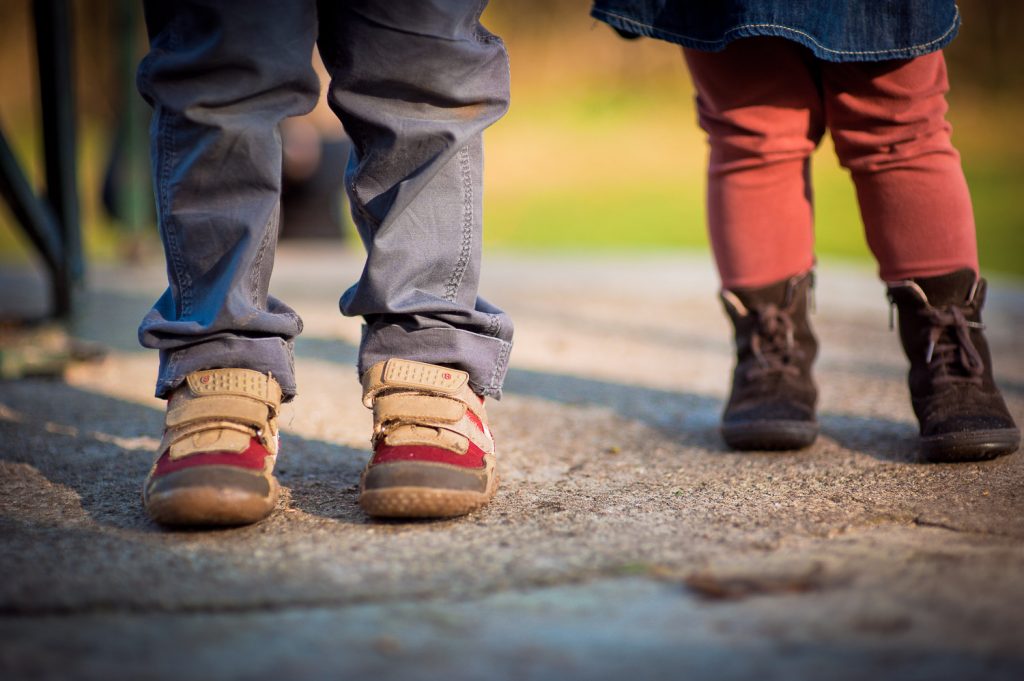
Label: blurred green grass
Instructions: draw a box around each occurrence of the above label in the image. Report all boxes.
[2,82,1021,280]
[481,84,1023,279]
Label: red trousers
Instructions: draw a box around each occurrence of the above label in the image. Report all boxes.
[684,38,978,289]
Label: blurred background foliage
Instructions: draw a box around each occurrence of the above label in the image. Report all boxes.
[1,0,1022,277]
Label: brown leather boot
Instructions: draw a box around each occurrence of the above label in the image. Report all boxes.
[887,269,1019,462]
[720,271,818,450]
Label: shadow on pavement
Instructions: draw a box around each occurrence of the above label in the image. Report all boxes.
[0,292,942,541]
[0,381,369,531]
[819,413,920,463]
[296,333,927,463]
[53,284,1011,466]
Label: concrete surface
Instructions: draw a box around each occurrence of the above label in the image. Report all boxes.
[1,244,1023,680]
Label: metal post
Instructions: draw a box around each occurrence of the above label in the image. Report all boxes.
[0,130,66,296]
[33,0,81,317]
[117,0,151,238]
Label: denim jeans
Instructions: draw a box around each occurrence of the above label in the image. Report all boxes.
[136,0,513,401]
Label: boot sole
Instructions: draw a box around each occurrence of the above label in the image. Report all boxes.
[722,420,818,451]
[144,467,278,527]
[921,428,1020,462]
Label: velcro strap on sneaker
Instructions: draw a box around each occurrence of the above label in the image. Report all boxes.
[161,419,255,450]
[161,369,282,459]
[362,359,470,406]
[169,428,253,460]
[187,369,282,407]
[362,359,493,455]
[383,424,470,454]
[166,396,270,430]
[373,393,465,424]
[362,358,487,422]
[372,392,493,454]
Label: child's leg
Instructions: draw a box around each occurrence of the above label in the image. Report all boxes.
[825,53,1017,461]
[317,0,511,517]
[683,38,825,289]
[137,1,319,401]
[684,39,825,451]
[137,0,321,526]
[822,51,978,281]
[318,0,512,399]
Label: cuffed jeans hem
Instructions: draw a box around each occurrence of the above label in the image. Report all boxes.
[358,324,512,399]
[154,336,297,401]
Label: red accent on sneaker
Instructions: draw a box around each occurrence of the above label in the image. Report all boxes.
[370,441,488,469]
[465,408,485,433]
[152,438,271,477]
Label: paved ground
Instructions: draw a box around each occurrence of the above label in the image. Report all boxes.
[2,244,1023,680]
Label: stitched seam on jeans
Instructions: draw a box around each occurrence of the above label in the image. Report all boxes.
[157,28,191,317]
[594,6,960,56]
[485,313,500,338]
[486,340,512,395]
[158,108,192,315]
[250,207,276,308]
[444,146,473,302]
[471,0,490,44]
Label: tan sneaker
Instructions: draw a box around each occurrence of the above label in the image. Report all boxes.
[143,369,283,526]
[358,359,498,518]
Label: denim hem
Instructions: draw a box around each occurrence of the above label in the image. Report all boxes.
[358,323,513,399]
[591,7,960,63]
[154,336,297,401]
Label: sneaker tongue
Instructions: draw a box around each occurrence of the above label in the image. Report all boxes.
[913,268,977,307]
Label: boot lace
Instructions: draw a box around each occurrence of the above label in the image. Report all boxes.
[921,305,985,386]
[747,304,801,380]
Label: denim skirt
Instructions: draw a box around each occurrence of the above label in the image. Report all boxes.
[590,1,960,62]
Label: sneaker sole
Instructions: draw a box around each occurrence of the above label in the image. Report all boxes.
[921,428,1020,463]
[359,485,496,518]
[362,458,497,518]
[722,420,819,451]
[144,466,278,526]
